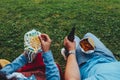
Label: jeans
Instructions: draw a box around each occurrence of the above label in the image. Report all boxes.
[74,33,117,66]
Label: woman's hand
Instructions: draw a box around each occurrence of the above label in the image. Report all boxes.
[39,34,52,53]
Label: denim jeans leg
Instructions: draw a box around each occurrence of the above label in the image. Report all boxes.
[74,36,93,65]
[84,33,116,60]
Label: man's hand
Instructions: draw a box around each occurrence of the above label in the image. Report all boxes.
[64,36,76,51]
[39,34,52,52]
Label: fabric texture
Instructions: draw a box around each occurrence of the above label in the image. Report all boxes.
[24,29,42,63]
[75,33,120,80]
[1,51,61,80]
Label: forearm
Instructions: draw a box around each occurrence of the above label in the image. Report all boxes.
[1,54,28,75]
[42,50,60,80]
[65,54,80,80]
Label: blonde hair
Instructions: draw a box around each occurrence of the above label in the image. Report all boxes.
[0,59,10,68]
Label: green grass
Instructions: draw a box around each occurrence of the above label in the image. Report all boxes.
[0,0,120,70]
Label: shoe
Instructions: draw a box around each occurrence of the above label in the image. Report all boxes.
[24,29,41,63]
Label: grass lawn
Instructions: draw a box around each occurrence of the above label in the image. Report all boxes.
[0,0,120,70]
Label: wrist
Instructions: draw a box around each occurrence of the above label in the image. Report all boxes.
[65,49,76,58]
[43,49,50,53]
[43,50,50,53]
[69,49,75,52]
[23,51,28,57]
[68,50,76,55]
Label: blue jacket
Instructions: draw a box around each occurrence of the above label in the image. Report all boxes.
[1,50,60,80]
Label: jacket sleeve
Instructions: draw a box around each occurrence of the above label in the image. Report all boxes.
[1,54,28,75]
[42,50,60,80]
